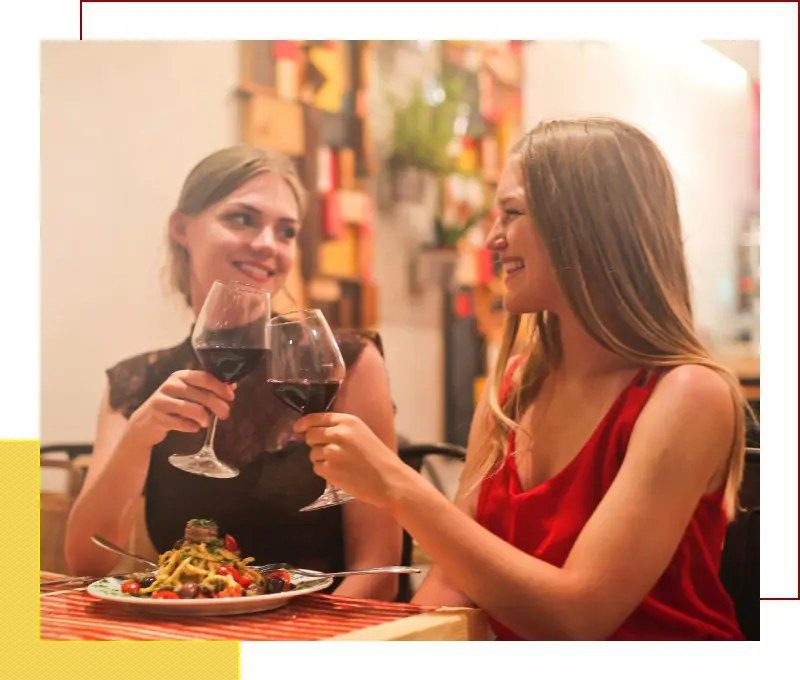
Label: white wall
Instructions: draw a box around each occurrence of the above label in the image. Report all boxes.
[523,41,757,343]
[41,41,240,443]
[370,42,446,443]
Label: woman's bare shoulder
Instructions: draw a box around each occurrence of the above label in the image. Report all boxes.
[653,364,734,414]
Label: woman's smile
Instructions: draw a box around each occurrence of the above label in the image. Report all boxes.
[232,260,276,285]
[502,257,526,281]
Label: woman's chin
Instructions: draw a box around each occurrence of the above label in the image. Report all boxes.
[503,293,543,316]
[503,294,527,316]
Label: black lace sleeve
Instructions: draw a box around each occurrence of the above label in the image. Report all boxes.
[333,329,397,416]
[106,338,195,419]
[335,329,385,367]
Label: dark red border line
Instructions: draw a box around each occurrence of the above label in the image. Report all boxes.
[78,0,798,601]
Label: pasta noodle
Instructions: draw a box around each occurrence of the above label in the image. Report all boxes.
[121,519,294,599]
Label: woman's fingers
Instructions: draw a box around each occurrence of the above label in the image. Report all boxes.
[177,370,236,401]
[157,394,211,428]
[294,411,347,433]
[309,444,341,462]
[157,413,203,434]
[304,425,339,447]
[162,382,232,420]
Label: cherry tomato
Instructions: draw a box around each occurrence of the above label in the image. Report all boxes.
[216,565,240,582]
[238,572,254,589]
[151,590,180,599]
[217,584,243,598]
[121,580,140,596]
[224,534,239,553]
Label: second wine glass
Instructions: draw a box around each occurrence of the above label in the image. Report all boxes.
[266,309,351,511]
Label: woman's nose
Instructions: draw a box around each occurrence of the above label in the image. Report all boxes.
[250,225,277,251]
[484,217,507,251]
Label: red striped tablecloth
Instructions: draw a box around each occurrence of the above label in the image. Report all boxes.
[40,589,435,641]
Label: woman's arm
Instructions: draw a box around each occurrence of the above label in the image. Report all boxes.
[299,364,735,637]
[411,384,490,608]
[65,370,234,575]
[64,385,154,575]
[332,341,403,600]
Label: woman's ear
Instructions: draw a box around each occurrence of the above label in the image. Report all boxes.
[168,210,189,248]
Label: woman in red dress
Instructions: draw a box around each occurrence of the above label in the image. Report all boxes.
[296,118,747,640]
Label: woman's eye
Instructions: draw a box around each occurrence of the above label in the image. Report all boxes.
[228,213,253,228]
[502,209,523,222]
[278,224,297,240]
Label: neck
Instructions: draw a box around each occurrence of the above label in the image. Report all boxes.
[553,310,638,381]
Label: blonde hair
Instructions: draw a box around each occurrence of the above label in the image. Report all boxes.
[167,145,307,307]
[465,118,747,518]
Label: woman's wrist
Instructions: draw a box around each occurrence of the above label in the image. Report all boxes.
[119,419,159,459]
[382,460,445,518]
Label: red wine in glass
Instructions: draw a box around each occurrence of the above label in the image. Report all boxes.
[196,347,267,384]
[267,379,340,415]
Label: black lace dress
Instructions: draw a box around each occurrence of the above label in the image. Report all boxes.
[106,330,382,573]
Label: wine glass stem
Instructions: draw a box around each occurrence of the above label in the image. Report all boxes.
[202,413,219,452]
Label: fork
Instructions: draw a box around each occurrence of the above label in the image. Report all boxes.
[254,563,420,578]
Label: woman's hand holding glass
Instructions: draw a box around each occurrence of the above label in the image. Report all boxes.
[127,370,235,448]
[294,412,415,511]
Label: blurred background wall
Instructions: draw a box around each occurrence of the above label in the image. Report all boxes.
[42,42,239,442]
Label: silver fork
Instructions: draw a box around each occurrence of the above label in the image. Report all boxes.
[254,563,420,578]
[90,535,158,568]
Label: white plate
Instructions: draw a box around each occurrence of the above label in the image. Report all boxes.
[86,573,333,616]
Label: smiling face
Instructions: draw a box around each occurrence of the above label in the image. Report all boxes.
[169,171,300,315]
[485,160,566,316]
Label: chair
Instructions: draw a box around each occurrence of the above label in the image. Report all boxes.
[719,448,760,640]
[396,442,467,602]
[40,443,94,573]
[40,441,159,573]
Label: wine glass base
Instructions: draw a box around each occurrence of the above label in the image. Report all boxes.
[299,487,354,512]
[168,451,239,479]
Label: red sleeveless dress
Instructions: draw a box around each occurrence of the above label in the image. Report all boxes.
[475,364,743,640]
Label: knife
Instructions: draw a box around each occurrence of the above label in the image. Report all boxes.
[40,573,137,590]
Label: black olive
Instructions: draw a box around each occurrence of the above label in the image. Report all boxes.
[178,583,199,599]
[266,577,285,594]
[140,575,156,588]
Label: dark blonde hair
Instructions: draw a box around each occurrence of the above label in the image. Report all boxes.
[168,145,307,306]
[464,118,747,518]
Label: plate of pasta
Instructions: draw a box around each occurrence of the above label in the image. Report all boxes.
[86,519,333,616]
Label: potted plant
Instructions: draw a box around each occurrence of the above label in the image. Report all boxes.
[388,75,466,201]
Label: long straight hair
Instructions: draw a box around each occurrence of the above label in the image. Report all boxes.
[464,118,747,518]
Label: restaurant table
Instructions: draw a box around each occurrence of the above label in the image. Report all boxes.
[40,572,491,641]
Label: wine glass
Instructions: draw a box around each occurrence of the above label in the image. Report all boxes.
[266,308,350,511]
[168,280,270,478]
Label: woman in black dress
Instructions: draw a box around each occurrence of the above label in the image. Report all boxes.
[65,146,401,600]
